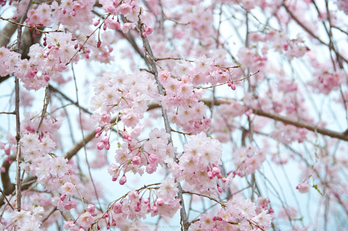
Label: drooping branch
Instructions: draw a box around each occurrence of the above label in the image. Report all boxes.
[201,99,348,142]
[146,99,348,142]
[137,13,190,230]
[14,0,33,212]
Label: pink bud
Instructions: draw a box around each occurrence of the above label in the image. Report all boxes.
[231,83,236,90]
[102,135,109,144]
[95,132,101,138]
[221,177,226,183]
[132,156,141,165]
[134,205,141,212]
[119,175,127,185]
[122,130,129,139]
[97,41,101,48]
[212,167,220,176]
[144,198,150,204]
[85,53,89,59]
[4,146,11,155]
[156,198,164,206]
[93,19,100,26]
[60,194,66,201]
[71,10,76,17]
[96,142,104,150]
[87,204,95,213]
[113,203,122,213]
[112,219,116,226]
[13,16,17,20]
[44,75,50,82]
[105,143,110,150]
[207,171,213,179]
[102,213,109,219]
[95,127,102,133]
[152,206,158,213]
[0,167,5,173]
[146,205,151,212]
[217,185,223,193]
[148,154,158,165]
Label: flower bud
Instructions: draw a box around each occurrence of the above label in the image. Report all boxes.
[132,156,141,165]
[113,203,122,213]
[102,135,109,144]
[148,154,158,165]
[96,142,104,150]
[119,175,127,185]
[152,206,158,213]
[87,204,96,213]
[156,198,164,206]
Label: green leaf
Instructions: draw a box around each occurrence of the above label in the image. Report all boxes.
[312,185,323,196]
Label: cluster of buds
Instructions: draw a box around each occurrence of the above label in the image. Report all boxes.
[95,126,110,150]
[227,80,236,90]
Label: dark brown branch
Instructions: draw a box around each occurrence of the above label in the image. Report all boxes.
[201,99,348,142]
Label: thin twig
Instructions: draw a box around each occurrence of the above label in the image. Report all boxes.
[0,188,14,210]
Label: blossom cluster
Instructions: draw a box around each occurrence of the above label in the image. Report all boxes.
[108,128,176,183]
[179,132,223,196]
[111,177,181,222]
[21,0,95,31]
[159,56,235,133]
[90,70,158,129]
[0,33,77,91]
[190,197,273,231]
[230,146,266,177]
